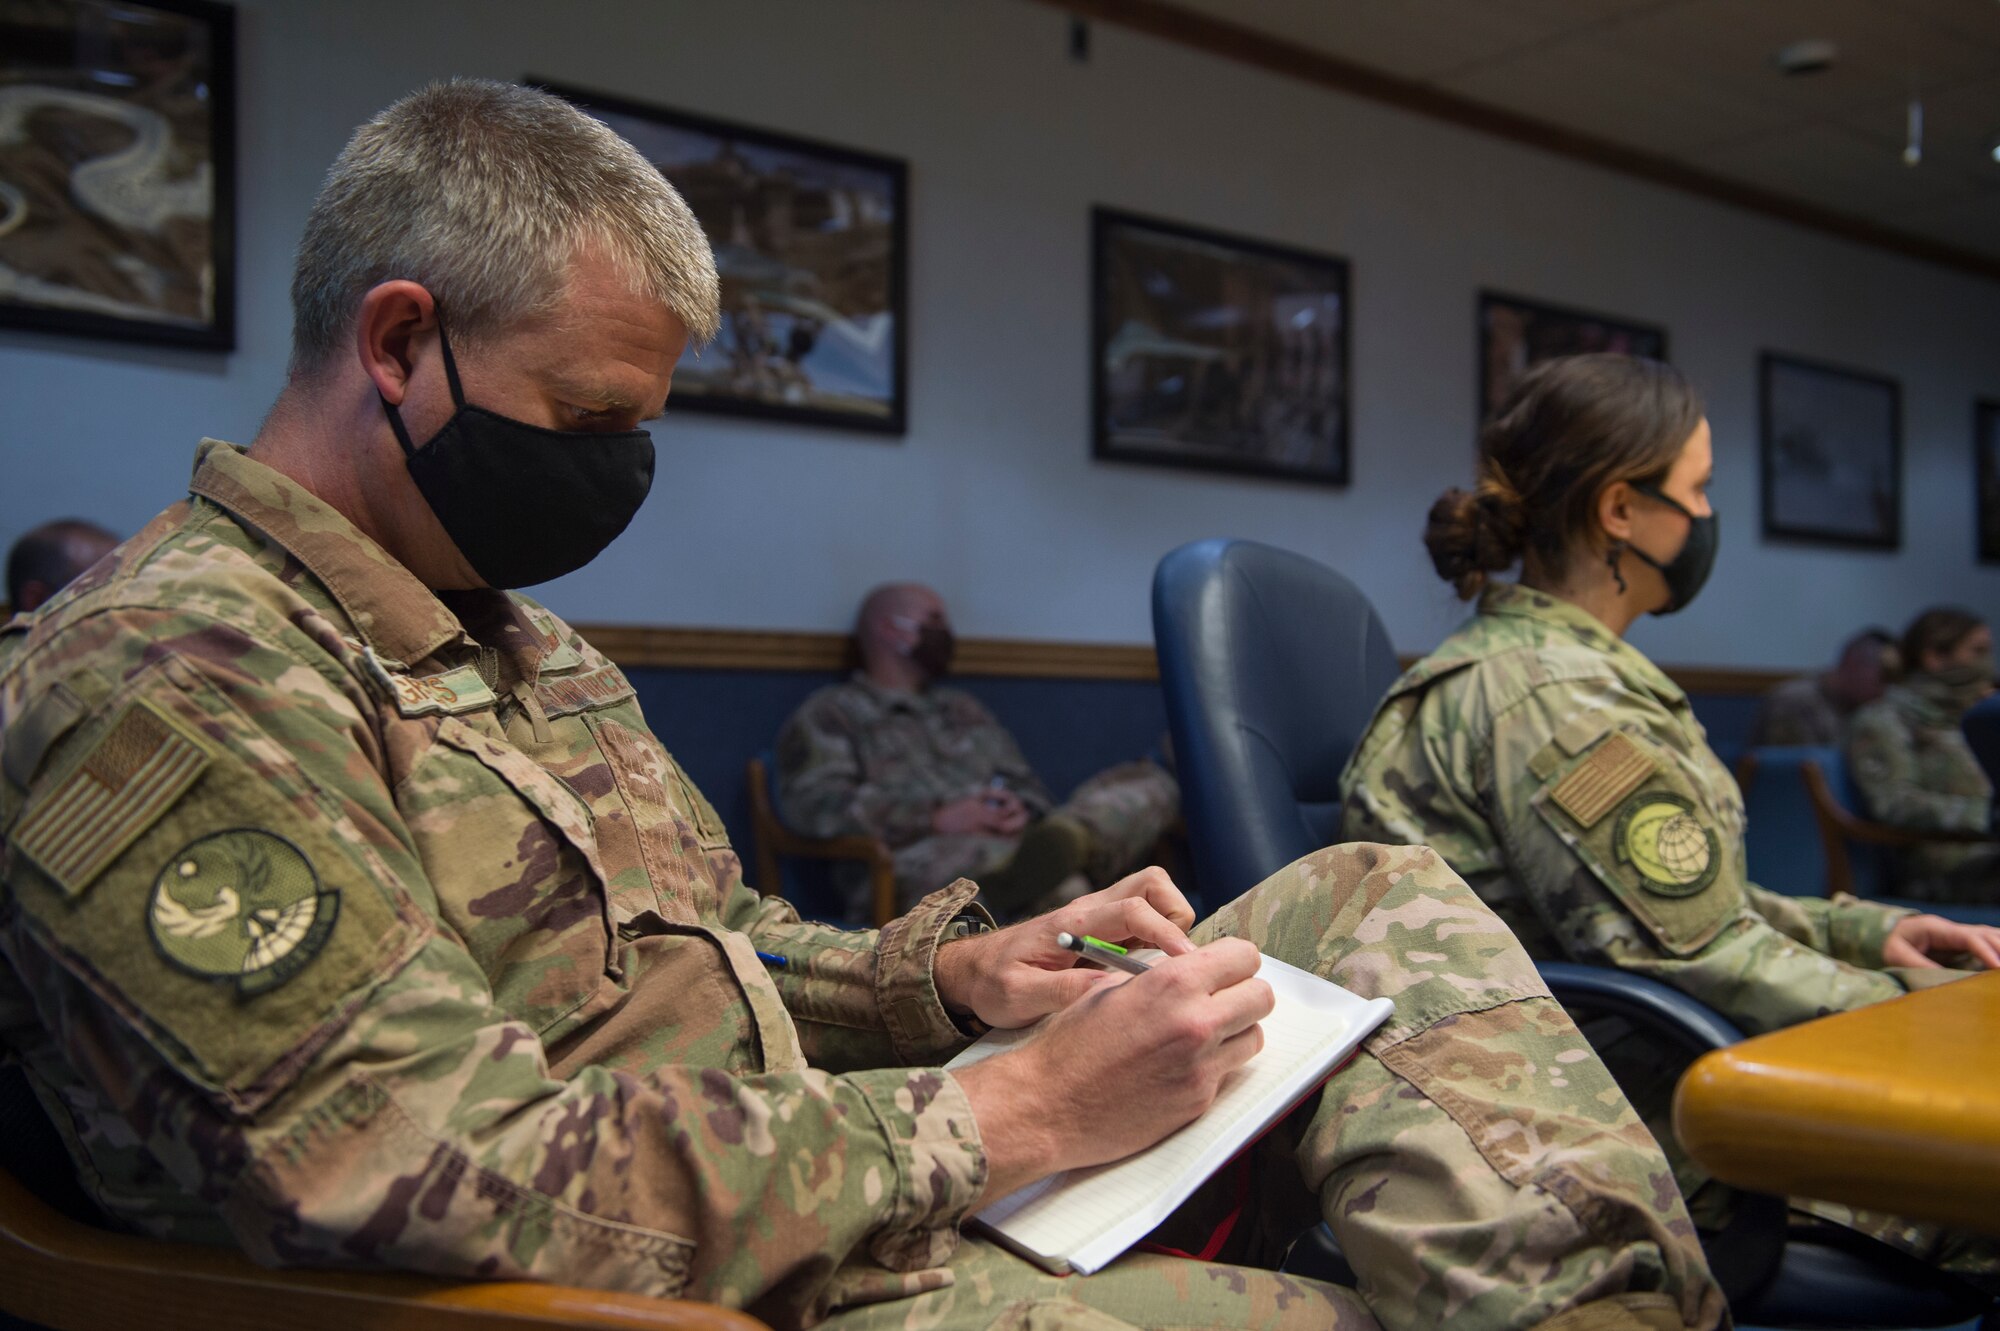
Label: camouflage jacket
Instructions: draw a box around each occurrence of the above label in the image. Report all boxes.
[776,676,1052,847]
[1338,583,1915,1036]
[1749,675,1844,748]
[1848,679,1995,883]
[0,441,988,1328]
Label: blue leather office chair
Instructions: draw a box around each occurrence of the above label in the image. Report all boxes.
[1798,748,2000,929]
[1151,538,1990,1326]
[1737,747,1835,899]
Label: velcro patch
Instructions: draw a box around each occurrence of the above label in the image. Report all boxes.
[534,663,636,718]
[14,700,209,896]
[362,648,497,718]
[1549,731,1653,829]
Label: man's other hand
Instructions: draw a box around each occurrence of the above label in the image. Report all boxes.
[932,792,1029,837]
[1884,914,2000,970]
[934,866,1197,1030]
[953,937,1272,1202]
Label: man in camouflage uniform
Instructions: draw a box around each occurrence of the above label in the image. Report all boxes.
[0,83,1722,1331]
[777,583,1177,920]
[1747,627,1894,748]
[1341,581,2000,1279]
[1848,646,1999,905]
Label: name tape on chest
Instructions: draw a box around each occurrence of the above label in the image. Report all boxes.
[362,647,498,718]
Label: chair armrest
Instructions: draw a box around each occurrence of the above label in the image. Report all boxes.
[1538,962,1746,1052]
[0,1165,769,1331]
[744,757,898,926]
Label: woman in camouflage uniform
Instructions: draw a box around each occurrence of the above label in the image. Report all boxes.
[1847,607,2000,904]
[1338,353,2000,1281]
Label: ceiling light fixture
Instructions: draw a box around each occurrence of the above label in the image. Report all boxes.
[1772,38,1838,75]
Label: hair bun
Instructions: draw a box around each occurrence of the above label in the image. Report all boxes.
[1424,475,1526,600]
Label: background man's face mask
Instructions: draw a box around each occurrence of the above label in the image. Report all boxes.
[893,615,956,678]
[380,318,655,589]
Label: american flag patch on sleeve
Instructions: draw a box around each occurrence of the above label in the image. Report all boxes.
[14,700,210,897]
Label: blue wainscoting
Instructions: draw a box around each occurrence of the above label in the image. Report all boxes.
[625,666,1170,863]
[625,662,1759,884]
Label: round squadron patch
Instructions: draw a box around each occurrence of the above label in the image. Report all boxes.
[148,830,338,996]
[1612,792,1720,897]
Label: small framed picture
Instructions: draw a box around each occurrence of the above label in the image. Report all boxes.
[1093,207,1350,486]
[1760,353,1901,549]
[0,0,236,349]
[544,82,907,435]
[1477,291,1666,425]
[1978,400,2000,564]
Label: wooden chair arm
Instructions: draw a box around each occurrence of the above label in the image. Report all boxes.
[746,756,900,926]
[0,1165,767,1331]
[1801,760,2000,897]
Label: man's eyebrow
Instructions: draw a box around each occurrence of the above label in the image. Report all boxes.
[545,374,655,416]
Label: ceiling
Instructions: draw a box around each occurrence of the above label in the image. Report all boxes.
[1154,0,2000,266]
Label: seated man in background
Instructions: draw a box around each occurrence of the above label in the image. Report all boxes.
[1849,607,2000,904]
[0,81,1721,1331]
[778,583,1177,919]
[4,518,118,614]
[1749,626,1895,747]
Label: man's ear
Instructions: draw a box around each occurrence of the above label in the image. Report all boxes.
[354,281,438,406]
[1596,480,1637,544]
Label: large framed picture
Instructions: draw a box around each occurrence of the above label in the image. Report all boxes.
[1978,400,2000,564]
[0,0,236,348]
[1760,353,1901,549]
[545,82,907,434]
[1092,207,1349,486]
[1478,291,1666,424]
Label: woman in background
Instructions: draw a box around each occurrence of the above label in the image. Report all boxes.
[1337,352,1999,1280]
[1848,606,1999,904]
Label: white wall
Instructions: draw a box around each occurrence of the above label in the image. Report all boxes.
[4,0,1998,669]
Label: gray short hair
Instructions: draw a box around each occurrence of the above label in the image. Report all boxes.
[289,79,720,375]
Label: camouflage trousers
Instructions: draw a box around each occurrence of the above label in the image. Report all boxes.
[821,845,1723,1331]
[888,762,1179,912]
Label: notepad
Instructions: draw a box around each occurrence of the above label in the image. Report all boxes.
[944,950,1394,1275]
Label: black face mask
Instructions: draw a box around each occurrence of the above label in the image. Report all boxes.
[912,625,957,679]
[381,320,655,589]
[1627,483,1718,616]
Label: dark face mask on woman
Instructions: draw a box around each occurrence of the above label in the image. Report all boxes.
[380,319,656,589]
[1626,483,1719,616]
[1917,653,1996,716]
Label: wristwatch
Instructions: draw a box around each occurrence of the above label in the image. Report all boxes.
[939,908,995,1037]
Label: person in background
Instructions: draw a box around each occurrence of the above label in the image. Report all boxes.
[1338,352,2000,1284]
[4,519,118,614]
[1848,608,2000,904]
[1749,626,1896,747]
[0,82,1721,1331]
[778,583,1178,920]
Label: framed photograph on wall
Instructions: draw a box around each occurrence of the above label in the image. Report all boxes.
[544,81,907,434]
[1477,291,1666,425]
[1978,400,2000,564]
[1760,353,1901,549]
[0,0,236,349]
[1092,207,1350,486]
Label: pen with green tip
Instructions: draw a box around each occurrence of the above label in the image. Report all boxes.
[1056,931,1153,975]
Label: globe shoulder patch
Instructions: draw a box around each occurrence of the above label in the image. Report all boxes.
[1529,742,1742,958]
[1612,791,1721,898]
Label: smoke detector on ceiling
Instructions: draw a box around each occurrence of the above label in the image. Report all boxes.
[1772,38,1839,75]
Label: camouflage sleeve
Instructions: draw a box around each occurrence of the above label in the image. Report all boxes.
[1493,681,1908,1035]
[776,691,936,846]
[1745,886,1913,970]
[0,612,984,1321]
[1848,707,1992,831]
[718,869,980,1073]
